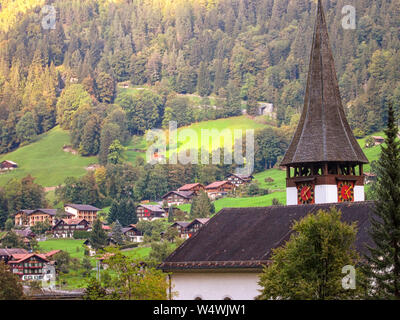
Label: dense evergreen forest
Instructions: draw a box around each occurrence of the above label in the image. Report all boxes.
[0,0,399,157]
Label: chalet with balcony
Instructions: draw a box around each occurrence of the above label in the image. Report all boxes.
[122,225,143,243]
[226,173,254,187]
[52,219,90,238]
[170,221,191,239]
[136,204,166,221]
[14,209,70,227]
[64,204,101,224]
[162,190,195,206]
[186,218,209,238]
[8,253,49,281]
[205,181,235,199]
[177,183,205,195]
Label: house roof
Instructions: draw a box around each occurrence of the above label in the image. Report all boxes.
[205,181,232,189]
[1,160,17,165]
[8,253,49,264]
[160,201,375,271]
[171,221,191,228]
[0,248,28,256]
[280,0,368,166]
[45,250,61,258]
[137,204,165,213]
[178,183,204,191]
[65,204,101,211]
[19,209,58,216]
[187,218,210,229]
[14,229,35,238]
[227,173,254,180]
[162,190,195,199]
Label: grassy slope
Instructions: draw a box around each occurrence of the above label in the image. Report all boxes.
[0,126,97,187]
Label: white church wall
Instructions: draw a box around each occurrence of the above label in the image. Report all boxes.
[170,272,261,300]
[315,185,338,204]
[354,186,365,201]
[286,187,298,205]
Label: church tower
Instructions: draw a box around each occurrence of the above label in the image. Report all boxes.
[281,0,369,205]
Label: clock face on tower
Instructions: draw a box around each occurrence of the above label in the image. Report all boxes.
[297,183,315,204]
[338,181,355,202]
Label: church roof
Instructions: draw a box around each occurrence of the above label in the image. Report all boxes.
[281,0,368,166]
[160,201,375,271]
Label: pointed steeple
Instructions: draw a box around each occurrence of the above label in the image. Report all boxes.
[281,0,368,166]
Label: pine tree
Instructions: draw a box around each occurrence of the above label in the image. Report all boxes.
[365,102,400,299]
[89,219,108,250]
[189,190,214,219]
[111,220,124,245]
[168,206,174,223]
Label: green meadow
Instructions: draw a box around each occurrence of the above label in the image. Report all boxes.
[0,126,96,187]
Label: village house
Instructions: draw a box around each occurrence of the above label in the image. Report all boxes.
[364,172,377,185]
[169,221,191,239]
[14,228,36,245]
[162,190,195,206]
[186,218,210,238]
[121,225,143,243]
[52,219,90,238]
[0,160,18,171]
[7,253,50,281]
[64,204,101,224]
[160,1,375,300]
[372,136,385,145]
[226,173,254,187]
[205,181,235,200]
[0,248,28,263]
[177,183,205,195]
[14,209,71,227]
[136,204,166,221]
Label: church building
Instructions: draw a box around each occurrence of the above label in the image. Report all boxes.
[160,1,375,300]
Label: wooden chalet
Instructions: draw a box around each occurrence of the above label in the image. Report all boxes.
[162,190,195,206]
[186,218,210,238]
[14,228,36,245]
[205,181,235,199]
[170,221,191,239]
[226,173,254,187]
[121,225,143,243]
[8,253,50,281]
[64,204,101,224]
[52,219,90,238]
[0,160,18,170]
[136,204,166,221]
[177,183,205,195]
[372,136,385,145]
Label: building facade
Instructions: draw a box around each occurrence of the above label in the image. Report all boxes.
[136,204,166,221]
[64,204,100,224]
[52,219,90,238]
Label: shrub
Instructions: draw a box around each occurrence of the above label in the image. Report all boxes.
[73,230,90,239]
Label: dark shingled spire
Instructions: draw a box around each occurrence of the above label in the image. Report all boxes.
[281,0,368,166]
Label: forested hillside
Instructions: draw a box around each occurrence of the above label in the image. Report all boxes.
[0,0,399,158]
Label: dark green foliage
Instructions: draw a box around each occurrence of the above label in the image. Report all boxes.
[1,231,26,249]
[0,262,25,300]
[89,219,108,250]
[107,198,137,227]
[0,189,8,229]
[258,208,363,300]
[111,220,124,245]
[365,103,400,299]
[83,278,108,300]
[31,221,52,235]
[189,190,214,219]
[73,230,90,240]
[15,112,37,144]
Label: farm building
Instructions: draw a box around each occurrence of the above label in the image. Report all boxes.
[205,181,235,200]
[0,160,18,170]
[136,204,166,221]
